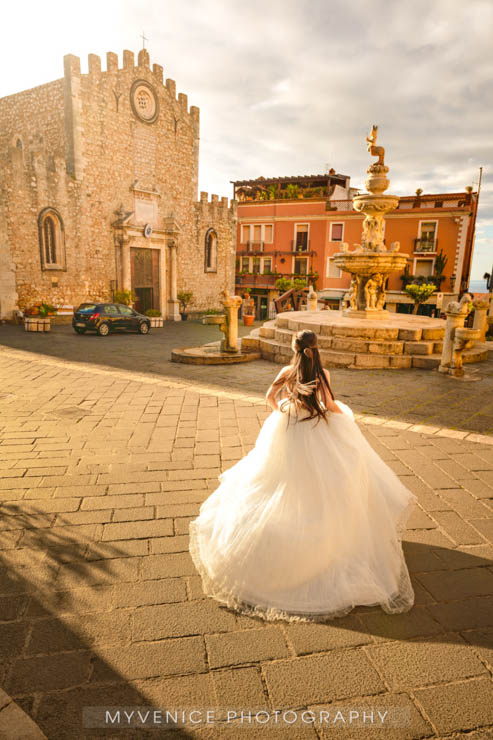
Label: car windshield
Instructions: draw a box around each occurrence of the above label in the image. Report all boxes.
[77,304,98,314]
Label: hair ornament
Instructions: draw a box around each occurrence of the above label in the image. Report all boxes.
[303,347,313,358]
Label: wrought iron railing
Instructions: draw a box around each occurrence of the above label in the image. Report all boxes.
[236,273,277,287]
[291,240,310,252]
[414,238,438,253]
[246,241,264,252]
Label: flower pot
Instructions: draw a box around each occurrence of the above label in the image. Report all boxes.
[243,314,255,326]
[24,317,51,332]
[180,313,188,321]
[149,317,163,328]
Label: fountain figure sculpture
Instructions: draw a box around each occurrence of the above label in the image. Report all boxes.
[333,125,410,318]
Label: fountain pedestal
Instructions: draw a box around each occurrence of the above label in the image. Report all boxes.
[171,289,260,365]
[332,127,410,318]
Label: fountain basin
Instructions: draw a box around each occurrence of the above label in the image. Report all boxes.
[353,193,399,214]
[202,315,225,325]
[332,252,409,277]
[171,341,260,365]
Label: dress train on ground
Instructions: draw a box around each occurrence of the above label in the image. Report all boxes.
[189,400,417,622]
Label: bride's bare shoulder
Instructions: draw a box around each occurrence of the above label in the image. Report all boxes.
[271,365,291,385]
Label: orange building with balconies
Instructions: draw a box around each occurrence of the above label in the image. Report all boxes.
[233,174,479,320]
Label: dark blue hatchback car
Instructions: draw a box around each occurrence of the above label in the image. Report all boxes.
[72,303,151,336]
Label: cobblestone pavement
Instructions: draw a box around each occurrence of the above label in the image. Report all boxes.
[1,321,493,434]
[0,337,493,739]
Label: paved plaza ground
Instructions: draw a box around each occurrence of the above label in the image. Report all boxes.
[1,321,493,434]
[0,321,493,739]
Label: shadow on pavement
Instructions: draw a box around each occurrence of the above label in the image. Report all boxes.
[0,502,194,739]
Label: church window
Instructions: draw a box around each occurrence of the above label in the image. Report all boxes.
[43,216,57,264]
[16,138,22,149]
[38,208,66,270]
[130,80,159,124]
[205,229,218,273]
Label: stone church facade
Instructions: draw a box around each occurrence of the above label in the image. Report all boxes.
[0,49,237,320]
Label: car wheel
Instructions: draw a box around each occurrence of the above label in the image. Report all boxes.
[74,327,86,335]
[139,322,150,335]
[98,322,110,336]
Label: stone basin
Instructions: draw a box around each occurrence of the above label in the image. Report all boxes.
[353,193,400,214]
[201,315,225,325]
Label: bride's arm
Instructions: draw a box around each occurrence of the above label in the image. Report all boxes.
[265,366,290,411]
[321,369,344,414]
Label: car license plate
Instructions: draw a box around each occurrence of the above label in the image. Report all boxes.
[75,322,85,327]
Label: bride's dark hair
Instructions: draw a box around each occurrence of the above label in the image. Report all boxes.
[279,329,335,423]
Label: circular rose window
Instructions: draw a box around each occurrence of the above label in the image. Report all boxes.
[130,80,159,124]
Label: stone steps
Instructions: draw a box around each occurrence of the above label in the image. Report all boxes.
[242,315,489,370]
[256,335,487,369]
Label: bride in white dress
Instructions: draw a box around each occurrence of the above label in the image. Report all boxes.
[189,329,417,622]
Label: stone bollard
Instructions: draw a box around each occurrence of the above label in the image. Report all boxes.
[473,296,491,342]
[450,328,481,377]
[438,294,473,375]
[219,289,243,353]
[307,285,318,311]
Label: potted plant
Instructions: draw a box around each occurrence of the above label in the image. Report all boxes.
[242,291,256,325]
[24,302,57,333]
[177,291,193,321]
[114,289,137,306]
[145,309,163,328]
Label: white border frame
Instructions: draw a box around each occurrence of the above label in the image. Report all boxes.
[241,223,274,244]
[416,219,438,253]
[293,222,310,251]
[292,254,309,275]
[326,256,342,279]
[412,256,435,277]
[329,221,345,242]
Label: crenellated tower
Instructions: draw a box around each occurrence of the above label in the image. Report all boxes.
[0,49,236,319]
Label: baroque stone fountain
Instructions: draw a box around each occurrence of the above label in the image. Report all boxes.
[241,124,490,370]
[333,125,409,319]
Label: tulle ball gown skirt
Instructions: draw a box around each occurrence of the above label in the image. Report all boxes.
[189,400,417,622]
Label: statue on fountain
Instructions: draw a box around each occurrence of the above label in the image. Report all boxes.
[331,124,410,319]
[364,275,379,310]
[366,125,385,167]
[347,276,360,310]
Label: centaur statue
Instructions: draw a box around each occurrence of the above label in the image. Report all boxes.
[366,125,385,167]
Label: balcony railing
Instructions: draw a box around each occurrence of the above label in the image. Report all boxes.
[236,273,278,287]
[414,238,438,253]
[246,241,264,253]
[291,240,310,253]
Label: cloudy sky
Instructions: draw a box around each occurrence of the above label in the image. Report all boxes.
[2,0,491,281]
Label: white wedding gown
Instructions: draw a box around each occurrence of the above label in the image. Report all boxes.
[189,399,417,622]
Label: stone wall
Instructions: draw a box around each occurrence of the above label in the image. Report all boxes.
[0,48,236,319]
[191,193,237,311]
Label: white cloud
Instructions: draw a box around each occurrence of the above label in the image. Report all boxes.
[2,0,492,277]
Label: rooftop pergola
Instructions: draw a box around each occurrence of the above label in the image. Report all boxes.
[231,172,350,200]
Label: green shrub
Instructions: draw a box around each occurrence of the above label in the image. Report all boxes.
[405,283,436,314]
[177,291,193,312]
[114,289,137,306]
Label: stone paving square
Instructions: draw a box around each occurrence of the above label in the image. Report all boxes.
[0,327,492,739]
